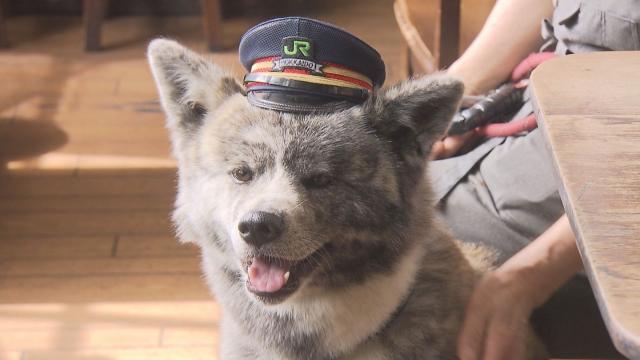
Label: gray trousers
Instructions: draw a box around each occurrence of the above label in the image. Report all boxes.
[434,129,564,265]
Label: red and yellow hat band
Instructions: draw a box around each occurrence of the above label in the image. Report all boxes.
[246,56,374,92]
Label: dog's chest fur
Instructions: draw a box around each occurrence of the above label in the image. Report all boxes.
[202,221,475,359]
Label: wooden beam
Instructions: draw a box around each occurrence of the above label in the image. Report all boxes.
[437,0,460,67]
[83,0,109,52]
[0,0,8,48]
[201,0,223,52]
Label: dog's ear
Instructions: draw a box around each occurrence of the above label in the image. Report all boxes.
[368,74,463,158]
[147,39,243,136]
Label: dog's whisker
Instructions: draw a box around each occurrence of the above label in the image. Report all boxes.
[291,199,308,211]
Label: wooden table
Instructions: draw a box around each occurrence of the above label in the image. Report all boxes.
[530,51,640,359]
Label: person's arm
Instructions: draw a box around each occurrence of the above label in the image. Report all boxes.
[448,0,553,95]
[457,215,583,360]
[431,0,554,160]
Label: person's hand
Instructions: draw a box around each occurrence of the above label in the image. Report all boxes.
[457,268,537,360]
[429,131,480,160]
[458,215,582,360]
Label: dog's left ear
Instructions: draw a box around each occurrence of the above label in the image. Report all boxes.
[368,74,463,157]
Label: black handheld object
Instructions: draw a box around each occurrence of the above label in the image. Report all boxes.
[447,83,524,135]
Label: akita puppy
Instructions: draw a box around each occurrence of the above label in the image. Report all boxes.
[147,38,546,359]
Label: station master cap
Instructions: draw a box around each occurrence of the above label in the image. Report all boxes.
[239,17,386,113]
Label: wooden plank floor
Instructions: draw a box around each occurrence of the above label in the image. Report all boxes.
[0,1,406,359]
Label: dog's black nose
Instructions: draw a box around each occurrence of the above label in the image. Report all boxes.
[238,211,284,247]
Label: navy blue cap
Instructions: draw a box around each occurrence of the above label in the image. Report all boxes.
[238,17,386,113]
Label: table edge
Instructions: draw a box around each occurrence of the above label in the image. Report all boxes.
[530,60,640,358]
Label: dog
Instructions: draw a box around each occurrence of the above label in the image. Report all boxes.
[147,38,546,359]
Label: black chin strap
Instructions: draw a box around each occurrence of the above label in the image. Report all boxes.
[247,91,356,114]
[244,72,370,114]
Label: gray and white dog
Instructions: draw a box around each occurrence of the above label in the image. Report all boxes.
[148,39,546,359]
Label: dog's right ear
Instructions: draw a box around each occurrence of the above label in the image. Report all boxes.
[147,39,243,136]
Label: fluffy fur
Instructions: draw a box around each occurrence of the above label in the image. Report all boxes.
[147,38,546,360]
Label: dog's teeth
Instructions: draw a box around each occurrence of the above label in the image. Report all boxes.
[284,271,290,283]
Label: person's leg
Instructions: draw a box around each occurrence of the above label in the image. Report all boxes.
[437,168,532,265]
[532,275,623,358]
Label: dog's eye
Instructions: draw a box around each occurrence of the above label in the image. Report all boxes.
[302,173,333,189]
[231,166,254,183]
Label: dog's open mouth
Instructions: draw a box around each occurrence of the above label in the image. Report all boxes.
[245,247,326,303]
[247,257,293,292]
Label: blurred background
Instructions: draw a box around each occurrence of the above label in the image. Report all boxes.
[0,0,494,358]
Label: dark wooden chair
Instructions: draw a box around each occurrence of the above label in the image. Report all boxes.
[393,0,460,75]
[0,0,223,51]
[83,0,223,51]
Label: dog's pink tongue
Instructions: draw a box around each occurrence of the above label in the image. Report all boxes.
[248,257,288,293]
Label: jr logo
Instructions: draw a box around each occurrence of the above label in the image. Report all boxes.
[283,40,311,57]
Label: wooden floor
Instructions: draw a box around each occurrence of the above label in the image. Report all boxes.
[0,1,406,359]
